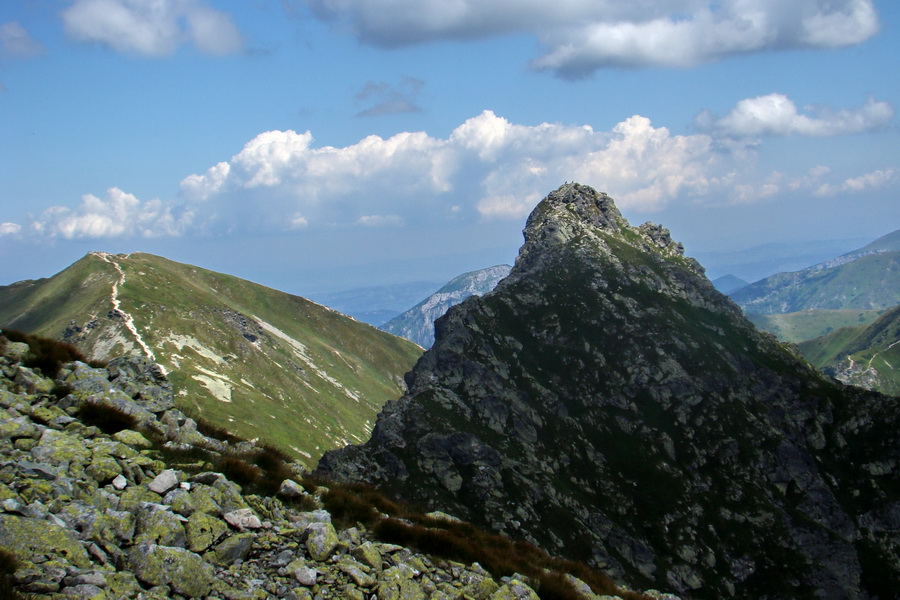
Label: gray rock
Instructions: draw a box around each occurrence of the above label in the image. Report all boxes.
[147,469,180,494]
[223,507,262,531]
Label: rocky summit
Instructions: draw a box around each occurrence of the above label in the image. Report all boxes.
[319,183,900,599]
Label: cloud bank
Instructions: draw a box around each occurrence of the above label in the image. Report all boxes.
[305,0,879,77]
[62,0,243,57]
[20,100,898,240]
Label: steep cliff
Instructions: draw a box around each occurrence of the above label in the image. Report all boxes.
[319,183,900,599]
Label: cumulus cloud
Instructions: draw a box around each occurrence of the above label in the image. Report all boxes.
[180,110,725,227]
[62,0,242,57]
[356,77,424,117]
[304,0,879,76]
[30,112,897,241]
[696,93,895,137]
[0,222,22,236]
[0,21,44,58]
[31,187,194,239]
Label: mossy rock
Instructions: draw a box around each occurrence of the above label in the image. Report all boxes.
[127,543,215,598]
[186,512,228,553]
[0,513,91,568]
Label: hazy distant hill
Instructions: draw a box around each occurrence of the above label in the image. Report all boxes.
[799,304,900,397]
[380,265,512,348]
[711,274,748,294]
[0,252,422,468]
[308,281,442,326]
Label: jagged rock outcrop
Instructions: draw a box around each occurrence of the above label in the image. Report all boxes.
[381,265,512,348]
[1,334,633,599]
[319,183,900,599]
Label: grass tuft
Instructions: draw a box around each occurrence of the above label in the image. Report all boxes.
[0,548,25,600]
[76,402,139,434]
[1,329,98,378]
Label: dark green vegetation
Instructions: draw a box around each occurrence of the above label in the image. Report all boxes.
[0,252,422,468]
[799,305,900,397]
[319,184,900,599]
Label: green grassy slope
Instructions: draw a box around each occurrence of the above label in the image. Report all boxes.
[747,308,888,343]
[0,252,422,467]
[799,305,900,396]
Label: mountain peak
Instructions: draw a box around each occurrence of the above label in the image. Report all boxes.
[318,183,899,598]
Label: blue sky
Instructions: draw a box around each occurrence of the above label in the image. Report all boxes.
[1,0,898,296]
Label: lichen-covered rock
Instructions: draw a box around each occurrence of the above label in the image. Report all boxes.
[305,521,339,562]
[214,532,253,565]
[185,511,228,552]
[31,428,91,466]
[112,428,153,449]
[490,579,540,600]
[0,513,91,568]
[128,543,215,598]
[134,503,187,547]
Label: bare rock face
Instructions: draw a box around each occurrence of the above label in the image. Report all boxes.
[318,183,900,599]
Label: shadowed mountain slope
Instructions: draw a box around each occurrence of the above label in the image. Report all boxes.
[318,183,900,599]
[0,252,422,468]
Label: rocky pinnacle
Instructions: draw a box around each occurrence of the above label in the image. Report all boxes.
[318,183,900,599]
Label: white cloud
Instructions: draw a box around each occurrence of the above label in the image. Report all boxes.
[697,93,894,137]
[62,0,242,57]
[813,168,899,197]
[356,215,405,227]
[0,21,44,58]
[32,187,194,239]
[305,0,879,76]
[0,222,22,236]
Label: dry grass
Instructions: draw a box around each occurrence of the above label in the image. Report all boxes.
[315,480,647,600]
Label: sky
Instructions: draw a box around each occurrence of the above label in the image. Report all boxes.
[1,0,898,298]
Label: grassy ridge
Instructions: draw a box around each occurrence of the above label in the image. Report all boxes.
[0,252,423,468]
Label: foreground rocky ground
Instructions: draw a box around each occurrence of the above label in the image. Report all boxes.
[0,334,674,600]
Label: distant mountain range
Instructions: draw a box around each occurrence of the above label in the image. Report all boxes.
[730,230,900,316]
[319,183,900,598]
[0,252,422,468]
[380,265,512,348]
